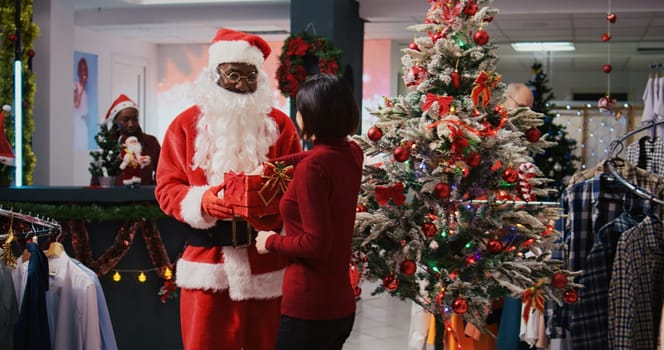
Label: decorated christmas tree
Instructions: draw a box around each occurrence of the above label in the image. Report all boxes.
[89,123,122,177]
[526,62,579,200]
[352,0,579,331]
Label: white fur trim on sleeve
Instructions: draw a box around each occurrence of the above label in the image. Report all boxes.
[180,185,217,229]
[176,259,229,292]
[208,40,264,69]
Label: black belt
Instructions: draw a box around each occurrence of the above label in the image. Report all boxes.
[185,217,255,248]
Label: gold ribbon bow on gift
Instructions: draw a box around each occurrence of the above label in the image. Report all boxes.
[259,161,294,206]
[521,279,546,323]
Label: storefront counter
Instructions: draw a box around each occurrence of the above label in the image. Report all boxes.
[1,186,185,350]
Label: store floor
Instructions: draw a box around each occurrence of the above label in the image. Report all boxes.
[345,281,412,350]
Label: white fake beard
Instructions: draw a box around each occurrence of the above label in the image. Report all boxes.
[126,141,142,155]
[190,67,279,185]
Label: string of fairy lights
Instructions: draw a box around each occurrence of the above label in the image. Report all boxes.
[110,266,173,283]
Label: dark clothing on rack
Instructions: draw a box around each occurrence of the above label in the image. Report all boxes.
[0,248,18,350]
[13,242,51,350]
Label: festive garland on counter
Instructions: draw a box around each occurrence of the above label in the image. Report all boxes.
[1,202,165,221]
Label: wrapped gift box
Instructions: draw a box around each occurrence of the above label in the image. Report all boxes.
[223,161,293,218]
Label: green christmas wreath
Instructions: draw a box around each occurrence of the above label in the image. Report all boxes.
[276,32,344,98]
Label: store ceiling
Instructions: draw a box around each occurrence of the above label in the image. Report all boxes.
[73,0,664,72]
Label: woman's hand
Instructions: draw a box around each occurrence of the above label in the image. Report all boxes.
[255,230,276,254]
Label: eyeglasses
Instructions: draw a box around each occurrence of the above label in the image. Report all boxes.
[218,69,258,84]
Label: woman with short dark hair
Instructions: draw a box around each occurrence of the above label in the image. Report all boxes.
[255,74,364,350]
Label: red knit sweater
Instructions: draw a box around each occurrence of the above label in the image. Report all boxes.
[266,137,363,320]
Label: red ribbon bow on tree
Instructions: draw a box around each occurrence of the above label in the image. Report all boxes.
[521,280,546,323]
[375,182,406,206]
[422,93,454,116]
[471,70,502,109]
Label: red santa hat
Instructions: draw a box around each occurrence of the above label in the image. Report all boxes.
[105,94,139,123]
[0,105,15,167]
[208,28,271,69]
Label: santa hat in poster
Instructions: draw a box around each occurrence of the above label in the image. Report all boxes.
[0,105,15,167]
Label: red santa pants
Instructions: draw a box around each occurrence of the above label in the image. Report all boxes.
[180,288,281,350]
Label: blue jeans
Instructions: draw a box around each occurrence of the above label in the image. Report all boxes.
[275,313,355,350]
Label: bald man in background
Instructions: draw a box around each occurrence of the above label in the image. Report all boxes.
[503,82,534,109]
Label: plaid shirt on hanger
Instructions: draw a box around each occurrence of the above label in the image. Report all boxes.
[626,137,664,177]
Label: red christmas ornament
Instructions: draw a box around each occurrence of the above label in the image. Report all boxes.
[404,66,428,87]
[502,167,519,183]
[452,297,469,314]
[473,30,489,46]
[393,146,410,162]
[607,12,617,23]
[367,126,383,141]
[422,222,437,237]
[26,49,35,58]
[431,32,445,42]
[400,259,417,276]
[451,70,461,88]
[551,272,568,289]
[465,152,481,168]
[22,100,29,108]
[408,42,420,51]
[435,290,445,305]
[601,33,612,42]
[563,288,578,304]
[8,34,17,42]
[602,64,613,74]
[486,239,503,254]
[434,183,451,199]
[463,1,478,16]
[356,204,367,212]
[525,128,541,142]
[484,15,494,23]
[383,274,399,291]
[521,238,536,249]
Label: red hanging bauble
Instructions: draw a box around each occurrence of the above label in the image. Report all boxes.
[486,239,503,253]
[422,222,437,237]
[408,42,420,51]
[473,30,489,46]
[502,167,519,183]
[435,290,445,305]
[525,128,541,142]
[607,12,617,23]
[8,34,17,42]
[383,274,399,291]
[551,272,568,289]
[431,32,446,42]
[400,259,417,276]
[465,152,481,168]
[602,64,613,73]
[434,182,451,199]
[451,70,461,88]
[367,126,383,141]
[563,288,578,304]
[601,33,612,42]
[356,204,367,212]
[393,146,410,162]
[452,297,469,314]
[463,1,478,16]
[27,49,36,58]
[404,66,428,87]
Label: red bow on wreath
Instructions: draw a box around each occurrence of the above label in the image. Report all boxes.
[375,182,406,206]
[471,71,501,109]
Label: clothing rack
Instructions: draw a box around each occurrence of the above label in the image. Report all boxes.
[607,119,664,205]
[0,206,61,241]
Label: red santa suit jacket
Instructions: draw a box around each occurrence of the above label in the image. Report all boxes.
[155,105,301,300]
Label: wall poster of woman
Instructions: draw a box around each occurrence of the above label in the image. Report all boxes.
[73,51,99,150]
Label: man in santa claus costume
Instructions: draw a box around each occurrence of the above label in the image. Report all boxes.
[155,28,302,350]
